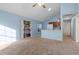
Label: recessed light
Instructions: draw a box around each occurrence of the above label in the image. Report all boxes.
[48,8,52,11]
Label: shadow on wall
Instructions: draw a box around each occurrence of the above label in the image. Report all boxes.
[0,24,16,42]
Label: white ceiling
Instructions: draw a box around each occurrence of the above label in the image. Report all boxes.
[0,3,60,21]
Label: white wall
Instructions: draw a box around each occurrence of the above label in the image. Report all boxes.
[75,15,79,42]
[71,17,76,41]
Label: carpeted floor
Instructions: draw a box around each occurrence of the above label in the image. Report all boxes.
[0,37,79,55]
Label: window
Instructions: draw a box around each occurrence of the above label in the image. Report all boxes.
[0,25,16,42]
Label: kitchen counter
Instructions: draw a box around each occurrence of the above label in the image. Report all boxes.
[41,30,63,41]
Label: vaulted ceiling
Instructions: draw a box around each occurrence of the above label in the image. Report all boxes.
[0,3,60,21]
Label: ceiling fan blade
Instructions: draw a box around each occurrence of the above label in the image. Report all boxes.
[42,5,46,8]
[32,3,37,7]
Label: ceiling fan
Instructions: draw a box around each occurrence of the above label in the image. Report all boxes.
[32,3,46,8]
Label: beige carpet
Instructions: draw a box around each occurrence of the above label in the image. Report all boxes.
[0,37,79,55]
[0,42,11,50]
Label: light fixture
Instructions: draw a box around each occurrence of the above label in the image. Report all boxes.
[48,8,52,11]
[38,3,44,6]
[32,3,46,8]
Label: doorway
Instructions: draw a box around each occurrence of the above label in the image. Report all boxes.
[21,20,31,39]
[63,20,71,38]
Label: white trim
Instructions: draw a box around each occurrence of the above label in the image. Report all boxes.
[20,19,24,39]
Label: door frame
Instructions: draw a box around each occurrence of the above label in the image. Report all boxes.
[20,19,32,39]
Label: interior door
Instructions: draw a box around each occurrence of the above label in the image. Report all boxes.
[63,20,71,37]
